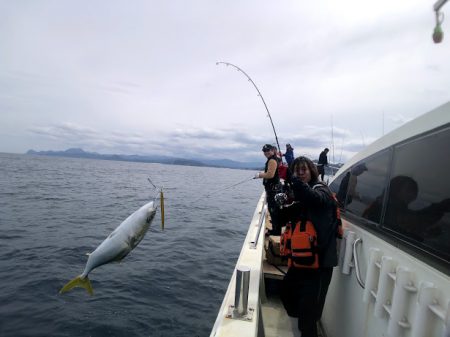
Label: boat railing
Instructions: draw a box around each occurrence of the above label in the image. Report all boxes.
[210,192,266,337]
[352,237,365,289]
[249,198,267,249]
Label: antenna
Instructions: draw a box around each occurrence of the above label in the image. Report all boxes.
[339,136,345,164]
[331,114,335,164]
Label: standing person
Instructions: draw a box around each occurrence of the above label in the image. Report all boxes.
[317,148,329,181]
[254,144,282,235]
[283,144,295,166]
[281,156,338,337]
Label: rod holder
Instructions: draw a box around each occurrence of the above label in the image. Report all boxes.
[226,266,254,321]
[235,266,250,316]
[374,256,396,318]
[410,282,437,337]
[363,248,382,303]
[387,267,416,336]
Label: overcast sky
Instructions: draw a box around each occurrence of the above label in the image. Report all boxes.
[1,0,449,163]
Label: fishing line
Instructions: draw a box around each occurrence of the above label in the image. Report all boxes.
[147,177,157,189]
[147,177,165,230]
[216,61,284,161]
[220,176,256,191]
[147,177,162,199]
[191,175,256,204]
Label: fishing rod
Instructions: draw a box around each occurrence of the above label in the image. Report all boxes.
[216,61,283,160]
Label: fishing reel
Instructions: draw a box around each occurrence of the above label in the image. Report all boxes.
[274,192,288,207]
[274,192,298,209]
[274,182,297,208]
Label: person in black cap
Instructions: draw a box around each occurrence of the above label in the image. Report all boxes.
[254,144,282,235]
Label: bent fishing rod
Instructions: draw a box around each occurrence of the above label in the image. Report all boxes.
[216,61,283,161]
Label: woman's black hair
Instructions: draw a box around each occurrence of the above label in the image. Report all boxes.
[289,156,319,183]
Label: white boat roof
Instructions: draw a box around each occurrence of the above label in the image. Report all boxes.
[336,101,450,175]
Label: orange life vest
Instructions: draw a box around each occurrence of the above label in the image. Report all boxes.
[280,219,319,269]
[280,186,343,269]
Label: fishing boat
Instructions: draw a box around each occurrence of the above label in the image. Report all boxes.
[210,101,450,337]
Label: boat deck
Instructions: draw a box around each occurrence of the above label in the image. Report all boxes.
[261,216,295,337]
[261,220,325,337]
[261,288,296,337]
[210,195,325,337]
[261,266,295,336]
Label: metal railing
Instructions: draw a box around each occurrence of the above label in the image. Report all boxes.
[249,203,266,249]
[352,237,365,289]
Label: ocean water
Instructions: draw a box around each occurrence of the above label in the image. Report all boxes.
[0,153,263,337]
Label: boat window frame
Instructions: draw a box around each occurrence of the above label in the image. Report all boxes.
[340,148,393,224]
[335,123,450,275]
[383,124,450,264]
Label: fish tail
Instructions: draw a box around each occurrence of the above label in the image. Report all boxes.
[59,275,94,296]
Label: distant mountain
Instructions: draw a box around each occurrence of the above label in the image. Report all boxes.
[26,148,263,170]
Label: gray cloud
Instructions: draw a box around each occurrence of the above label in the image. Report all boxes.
[2,0,450,164]
[26,121,368,163]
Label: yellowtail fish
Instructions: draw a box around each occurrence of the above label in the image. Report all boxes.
[60,196,163,296]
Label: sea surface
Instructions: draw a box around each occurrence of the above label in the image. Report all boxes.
[0,153,263,337]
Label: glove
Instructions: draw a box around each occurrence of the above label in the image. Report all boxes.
[254,172,260,179]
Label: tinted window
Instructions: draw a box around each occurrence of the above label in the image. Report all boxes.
[383,127,450,262]
[329,168,350,207]
[345,150,391,223]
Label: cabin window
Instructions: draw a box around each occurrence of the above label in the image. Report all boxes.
[382,127,450,262]
[329,168,350,208]
[344,150,391,223]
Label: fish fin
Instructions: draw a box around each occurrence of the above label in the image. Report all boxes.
[160,189,165,230]
[59,275,94,296]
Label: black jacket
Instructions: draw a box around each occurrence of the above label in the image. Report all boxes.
[318,151,328,166]
[290,178,338,268]
[263,155,280,193]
